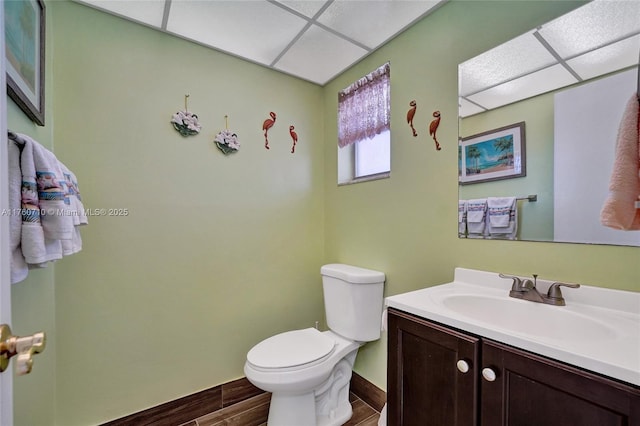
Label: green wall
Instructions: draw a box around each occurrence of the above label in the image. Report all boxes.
[50,2,325,424]
[7,1,639,425]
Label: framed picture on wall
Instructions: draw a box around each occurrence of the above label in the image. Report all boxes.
[5,0,45,126]
[459,121,526,185]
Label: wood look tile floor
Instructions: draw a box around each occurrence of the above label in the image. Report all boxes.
[185,391,380,426]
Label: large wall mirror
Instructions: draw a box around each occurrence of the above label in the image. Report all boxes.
[458,0,640,246]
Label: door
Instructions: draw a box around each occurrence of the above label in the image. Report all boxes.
[388,309,479,426]
[0,1,15,424]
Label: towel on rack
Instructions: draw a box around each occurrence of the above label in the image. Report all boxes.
[60,164,87,255]
[17,135,62,266]
[9,133,87,283]
[458,200,467,237]
[466,198,487,238]
[487,197,517,239]
[600,94,640,230]
[8,141,28,283]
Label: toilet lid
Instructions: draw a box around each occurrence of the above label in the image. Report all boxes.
[247,328,335,369]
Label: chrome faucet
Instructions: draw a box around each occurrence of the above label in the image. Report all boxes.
[499,273,580,306]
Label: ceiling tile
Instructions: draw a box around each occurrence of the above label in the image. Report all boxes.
[467,64,578,111]
[538,0,640,59]
[567,34,640,81]
[459,31,558,97]
[166,0,308,65]
[274,25,368,85]
[275,0,329,18]
[76,0,166,27]
[317,0,441,48]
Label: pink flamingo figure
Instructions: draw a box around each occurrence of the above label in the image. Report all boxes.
[262,112,276,149]
[289,125,298,154]
[429,110,441,151]
[407,100,417,137]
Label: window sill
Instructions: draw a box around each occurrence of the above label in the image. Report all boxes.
[338,172,390,186]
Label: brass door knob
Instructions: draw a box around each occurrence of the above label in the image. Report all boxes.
[0,324,46,375]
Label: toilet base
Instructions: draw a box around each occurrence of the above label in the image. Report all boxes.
[266,351,357,426]
[266,389,354,426]
[267,392,317,426]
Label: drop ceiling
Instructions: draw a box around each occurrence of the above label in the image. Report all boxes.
[459,0,640,117]
[73,0,446,86]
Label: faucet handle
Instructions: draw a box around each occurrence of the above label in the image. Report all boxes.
[498,273,522,290]
[546,282,580,305]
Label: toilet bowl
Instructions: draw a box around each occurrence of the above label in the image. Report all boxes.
[244,328,361,426]
[244,264,385,426]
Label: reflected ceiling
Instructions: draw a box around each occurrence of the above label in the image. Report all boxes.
[74,0,445,86]
[459,0,640,118]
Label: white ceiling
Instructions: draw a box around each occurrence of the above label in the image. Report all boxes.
[73,0,445,86]
[459,0,640,117]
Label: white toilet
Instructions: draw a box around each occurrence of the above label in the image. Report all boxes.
[244,263,385,426]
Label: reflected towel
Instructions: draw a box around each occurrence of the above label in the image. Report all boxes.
[466,198,487,237]
[600,94,640,230]
[487,196,517,239]
[458,200,467,237]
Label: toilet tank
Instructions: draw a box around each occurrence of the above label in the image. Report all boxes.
[321,264,385,342]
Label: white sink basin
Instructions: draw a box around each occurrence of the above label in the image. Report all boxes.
[439,294,617,341]
[385,268,640,386]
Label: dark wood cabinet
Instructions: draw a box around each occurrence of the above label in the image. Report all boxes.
[481,339,640,426]
[388,308,640,426]
[388,308,479,426]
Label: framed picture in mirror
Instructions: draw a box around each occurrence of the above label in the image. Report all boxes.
[5,0,45,126]
[459,121,525,185]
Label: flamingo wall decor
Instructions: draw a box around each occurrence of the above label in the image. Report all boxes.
[429,110,442,151]
[262,111,277,149]
[289,125,298,153]
[407,100,417,137]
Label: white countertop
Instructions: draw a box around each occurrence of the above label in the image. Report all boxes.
[385,268,640,387]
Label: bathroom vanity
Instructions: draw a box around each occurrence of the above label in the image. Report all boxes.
[385,268,640,426]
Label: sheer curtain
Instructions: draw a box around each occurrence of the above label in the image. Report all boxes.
[338,62,390,148]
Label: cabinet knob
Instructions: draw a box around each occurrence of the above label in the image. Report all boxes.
[456,359,470,373]
[482,367,497,382]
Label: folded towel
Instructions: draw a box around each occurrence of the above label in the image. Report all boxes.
[487,196,517,239]
[458,200,467,237]
[8,142,28,283]
[10,133,87,282]
[466,198,487,237]
[60,163,88,227]
[600,94,640,230]
[33,143,75,240]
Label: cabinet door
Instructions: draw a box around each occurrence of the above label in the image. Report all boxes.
[481,339,640,426]
[388,309,479,426]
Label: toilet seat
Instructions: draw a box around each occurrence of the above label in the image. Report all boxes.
[247,328,336,370]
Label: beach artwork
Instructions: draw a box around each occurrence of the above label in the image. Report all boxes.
[459,122,526,184]
[5,0,45,125]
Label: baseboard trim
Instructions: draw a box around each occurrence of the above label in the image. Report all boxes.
[351,371,387,412]
[101,377,263,426]
[102,373,385,425]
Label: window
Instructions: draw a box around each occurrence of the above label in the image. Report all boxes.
[337,63,390,185]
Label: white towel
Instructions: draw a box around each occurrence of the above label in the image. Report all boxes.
[33,142,75,240]
[458,200,467,237]
[59,163,87,255]
[487,196,517,239]
[466,198,487,238]
[8,141,28,283]
[10,133,86,282]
